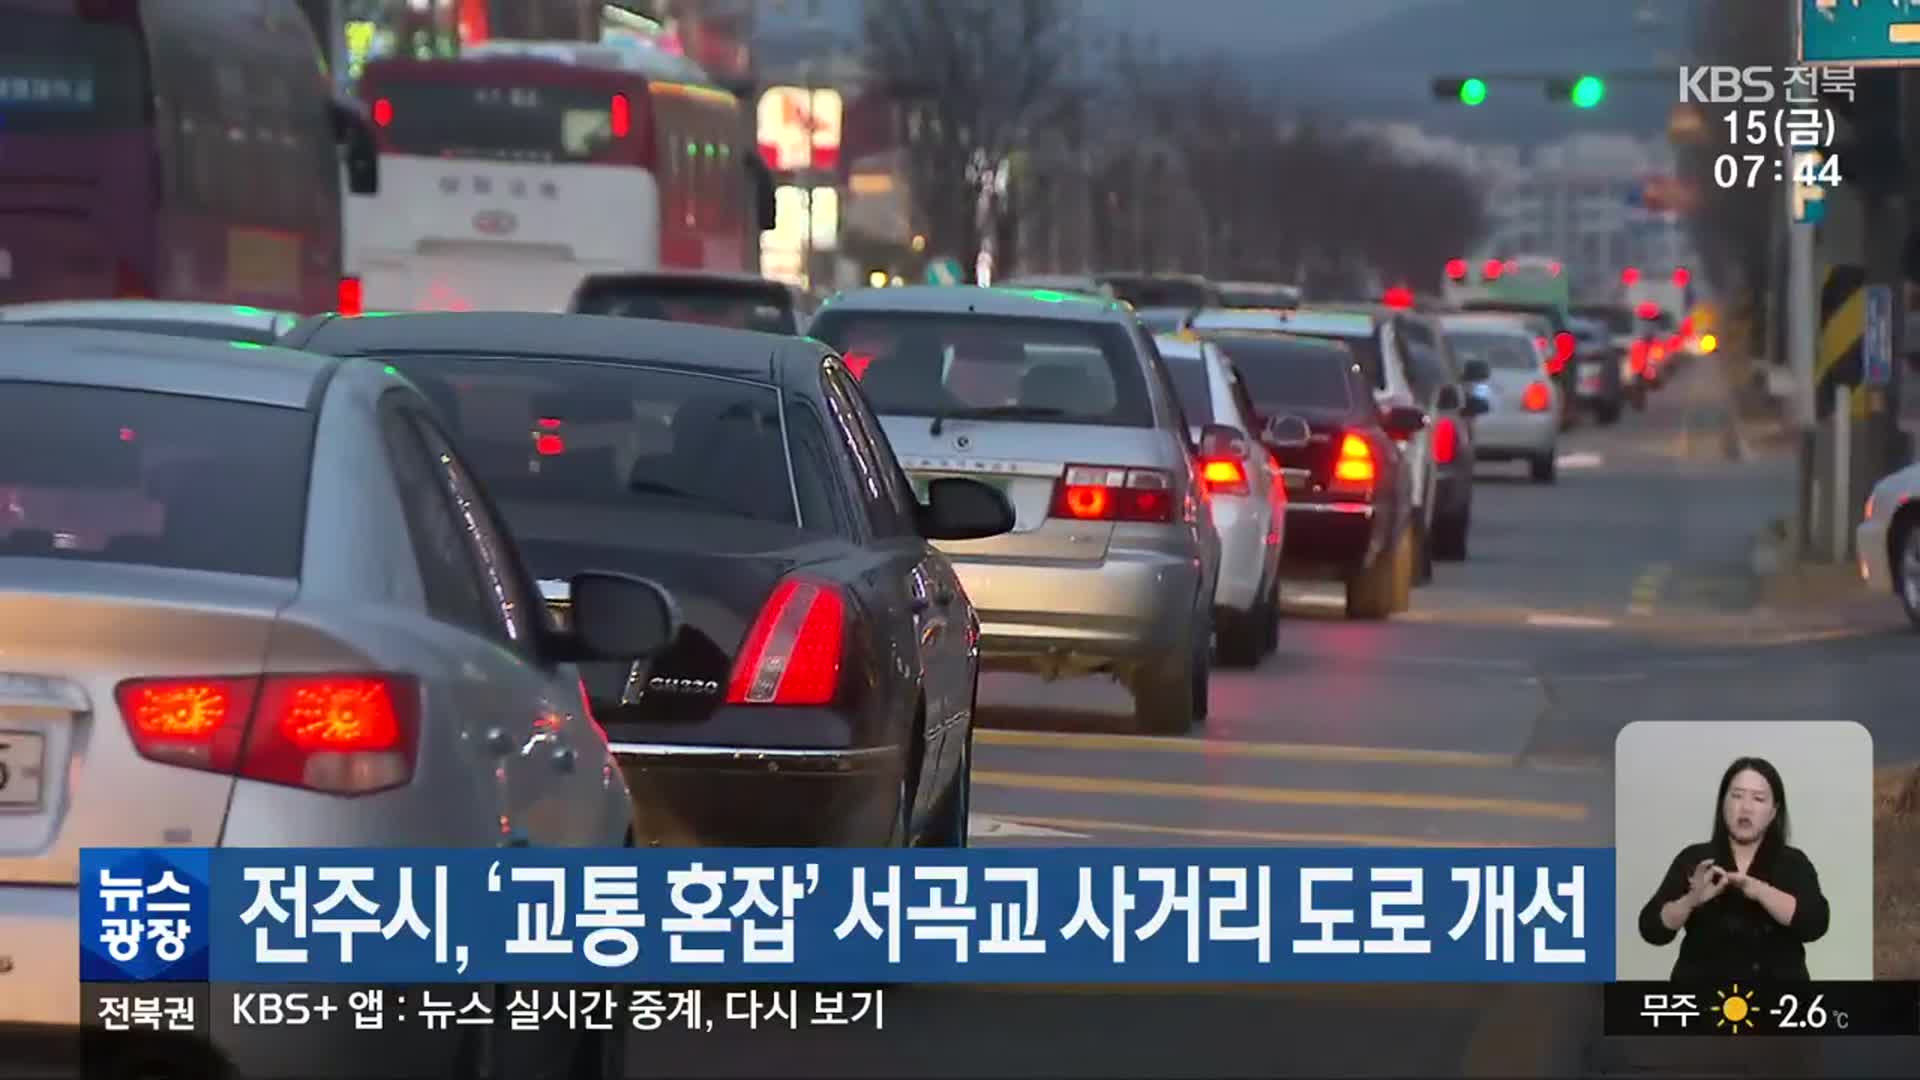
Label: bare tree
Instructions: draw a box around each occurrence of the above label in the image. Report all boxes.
[862,0,1083,276]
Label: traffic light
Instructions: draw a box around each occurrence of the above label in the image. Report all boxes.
[1433,77,1488,106]
[1547,75,1606,108]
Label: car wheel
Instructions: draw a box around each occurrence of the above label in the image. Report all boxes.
[1897,518,1920,631]
[1215,606,1264,668]
[1262,580,1283,654]
[1432,505,1470,561]
[1133,622,1202,734]
[1346,529,1407,620]
[1531,453,1557,484]
[921,725,972,848]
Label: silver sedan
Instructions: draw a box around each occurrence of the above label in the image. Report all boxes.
[0,327,673,1079]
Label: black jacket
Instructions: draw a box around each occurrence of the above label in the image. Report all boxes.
[1637,841,1831,981]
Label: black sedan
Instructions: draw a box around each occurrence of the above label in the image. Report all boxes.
[1208,330,1424,620]
[283,312,1015,848]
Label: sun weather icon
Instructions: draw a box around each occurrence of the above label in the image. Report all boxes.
[1713,984,1756,1033]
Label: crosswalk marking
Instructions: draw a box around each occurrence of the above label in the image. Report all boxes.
[971,770,1589,821]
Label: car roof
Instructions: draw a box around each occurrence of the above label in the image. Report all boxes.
[285,311,792,381]
[1096,270,1210,285]
[814,285,1133,322]
[0,325,335,407]
[1440,313,1536,333]
[1190,307,1377,337]
[0,299,299,331]
[573,270,793,293]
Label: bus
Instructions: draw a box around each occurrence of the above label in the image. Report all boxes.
[348,39,774,313]
[0,0,378,313]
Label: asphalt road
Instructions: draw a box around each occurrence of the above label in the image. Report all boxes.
[632,360,1918,1078]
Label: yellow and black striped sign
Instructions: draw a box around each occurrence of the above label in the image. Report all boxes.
[1815,263,1865,418]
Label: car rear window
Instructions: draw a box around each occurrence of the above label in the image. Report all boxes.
[1207,337,1354,411]
[5,319,278,345]
[1160,352,1213,426]
[1446,332,1538,373]
[807,313,1155,427]
[1275,329,1385,390]
[572,279,795,334]
[382,357,797,527]
[0,383,310,577]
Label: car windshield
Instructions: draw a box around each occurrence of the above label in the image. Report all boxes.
[807,313,1154,426]
[1274,328,1385,390]
[1206,336,1354,411]
[1160,351,1214,425]
[0,383,310,577]
[1446,332,1539,373]
[572,279,795,334]
[379,357,798,528]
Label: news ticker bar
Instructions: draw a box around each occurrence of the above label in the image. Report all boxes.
[1602,982,1920,1037]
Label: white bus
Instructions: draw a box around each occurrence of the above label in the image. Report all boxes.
[347,39,772,313]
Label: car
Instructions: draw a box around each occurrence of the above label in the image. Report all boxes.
[1442,314,1563,483]
[1570,301,1646,407]
[284,311,1014,847]
[807,286,1221,734]
[1567,316,1626,425]
[1456,298,1579,425]
[0,325,666,1079]
[1133,306,1198,334]
[1200,330,1421,619]
[0,299,302,344]
[1095,272,1222,310]
[1858,462,1920,630]
[1217,281,1302,309]
[1154,333,1287,665]
[568,270,809,334]
[1191,305,1482,570]
[996,274,1115,299]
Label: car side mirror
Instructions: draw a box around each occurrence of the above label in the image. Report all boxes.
[1262,414,1312,449]
[1196,423,1249,460]
[918,477,1015,541]
[1381,404,1430,440]
[332,99,380,196]
[1435,385,1464,412]
[546,572,680,661]
[1460,358,1492,383]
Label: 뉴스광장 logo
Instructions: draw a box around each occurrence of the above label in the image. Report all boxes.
[77,848,211,983]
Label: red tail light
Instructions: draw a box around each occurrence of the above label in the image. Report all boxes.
[843,351,874,380]
[1636,301,1661,320]
[534,433,565,456]
[1332,433,1375,493]
[1630,340,1650,374]
[1482,259,1504,281]
[1382,286,1414,309]
[1432,416,1458,464]
[1200,457,1249,496]
[1050,465,1175,523]
[372,97,393,128]
[113,260,149,300]
[1553,331,1576,365]
[1521,381,1552,412]
[725,578,846,706]
[1445,258,1468,281]
[1668,334,1685,354]
[1621,267,1641,286]
[338,276,363,316]
[117,674,418,795]
[1672,267,1691,287]
[610,93,631,138]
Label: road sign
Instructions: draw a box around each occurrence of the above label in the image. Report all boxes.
[1791,152,1828,224]
[925,257,962,286]
[1864,285,1893,386]
[1800,0,1920,66]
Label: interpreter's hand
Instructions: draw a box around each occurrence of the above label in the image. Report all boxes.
[1685,858,1730,905]
[1724,870,1763,899]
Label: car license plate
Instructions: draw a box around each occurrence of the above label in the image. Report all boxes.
[910,472,1009,501]
[1282,470,1310,492]
[0,730,45,809]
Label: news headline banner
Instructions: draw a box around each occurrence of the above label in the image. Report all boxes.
[80,847,1613,984]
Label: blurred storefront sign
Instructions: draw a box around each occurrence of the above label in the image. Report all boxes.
[759,87,843,173]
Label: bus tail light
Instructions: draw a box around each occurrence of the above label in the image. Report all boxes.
[1050,465,1175,523]
[338,276,363,316]
[611,93,631,138]
[1331,434,1376,495]
[372,98,393,128]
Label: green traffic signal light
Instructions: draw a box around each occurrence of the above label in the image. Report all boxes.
[1570,75,1605,109]
[1459,77,1487,106]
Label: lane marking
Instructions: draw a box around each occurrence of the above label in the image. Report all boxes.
[1555,451,1604,469]
[972,770,1591,821]
[1524,613,1617,629]
[972,814,1537,848]
[1546,671,1649,684]
[968,814,1091,839]
[975,729,1596,771]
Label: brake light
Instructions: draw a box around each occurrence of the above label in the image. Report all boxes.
[1521,381,1552,412]
[1432,416,1458,464]
[534,433,565,456]
[372,97,393,128]
[1651,342,1667,361]
[1382,286,1414,310]
[1668,334,1685,354]
[1200,457,1249,496]
[1621,267,1641,286]
[1482,259,1504,281]
[1445,258,1468,281]
[725,578,846,705]
[117,674,418,795]
[611,93,631,138]
[1554,331,1576,365]
[1630,340,1650,373]
[1332,433,1375,491]
[1637,301,1661,320]
[843,351,874,380]
[338,276,363,317]
[1050,465,1175,523]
